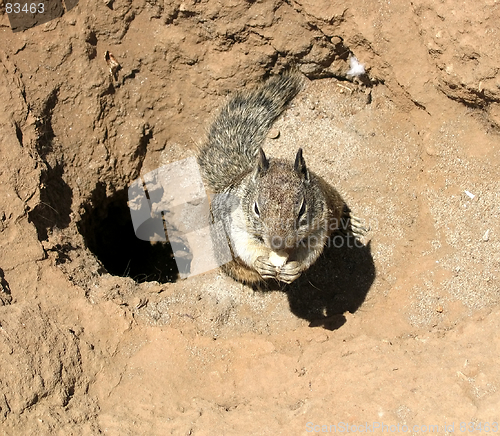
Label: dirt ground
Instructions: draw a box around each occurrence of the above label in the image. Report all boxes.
[1,0,500,434]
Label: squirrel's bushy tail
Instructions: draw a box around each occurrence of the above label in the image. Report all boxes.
[198,73,304,192]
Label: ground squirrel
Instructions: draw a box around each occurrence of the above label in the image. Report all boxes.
[198,73,360,285]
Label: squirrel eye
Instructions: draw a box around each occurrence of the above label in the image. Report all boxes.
[253,201,260,217]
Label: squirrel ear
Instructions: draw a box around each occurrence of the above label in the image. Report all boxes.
[294,148,309,182]
[258,148,269,171]
[254,148,269,179]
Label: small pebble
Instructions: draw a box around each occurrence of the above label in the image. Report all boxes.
[482,229,490,242]
[315,333,329,343]
[426,146,437,156]
[267,128,280,139]
[464,190,475,199]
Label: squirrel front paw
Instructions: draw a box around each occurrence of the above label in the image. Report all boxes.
[255,256,278,280]
[277,261,302,284]
[255,257,302,284]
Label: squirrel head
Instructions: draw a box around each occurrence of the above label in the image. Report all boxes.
[248,148,323,254]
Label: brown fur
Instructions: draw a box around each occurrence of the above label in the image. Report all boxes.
[198,73,347,285]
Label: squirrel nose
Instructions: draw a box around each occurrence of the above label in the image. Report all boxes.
[270,235,294,251]
[270,236,285,251]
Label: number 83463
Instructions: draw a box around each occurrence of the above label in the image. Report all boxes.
[5,3,45,14]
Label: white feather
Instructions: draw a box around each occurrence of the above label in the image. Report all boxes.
[347,56,365,77]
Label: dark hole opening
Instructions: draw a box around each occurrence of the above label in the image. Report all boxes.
[29,161,73,241]
[78,184,179,284]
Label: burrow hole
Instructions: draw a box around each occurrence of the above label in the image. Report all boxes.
[78,183,179,284]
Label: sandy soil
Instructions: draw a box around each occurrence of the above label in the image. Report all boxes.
[1,0,500,434]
